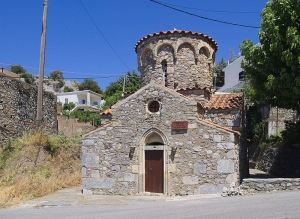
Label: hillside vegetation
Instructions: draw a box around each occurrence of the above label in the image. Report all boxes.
[0,132,82,208]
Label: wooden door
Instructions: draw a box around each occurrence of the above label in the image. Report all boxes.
[145,150,164,193]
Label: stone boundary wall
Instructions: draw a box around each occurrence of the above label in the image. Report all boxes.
[240,178,300,195]
[57,115,94,138]
[0,74,57,144]
[256,148,300,178]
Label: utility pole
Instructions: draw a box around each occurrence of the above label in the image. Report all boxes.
[36,0,48,127]
[122,74,126,99]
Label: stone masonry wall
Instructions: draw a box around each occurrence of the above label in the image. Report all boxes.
[57,115,94,138]
[241,178,300,195]
[0,74,57,144]
[203,109,241,131]
[256,148,300,177]
[82,82,240,196]
[137,33,216,90]
[177,89,211,106]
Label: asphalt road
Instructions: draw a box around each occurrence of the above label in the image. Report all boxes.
[1,191,300,219]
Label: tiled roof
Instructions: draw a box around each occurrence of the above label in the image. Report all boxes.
[134,30,218,52]
[101,108,112,115]
[177,86,212,93]
[123,91,136,95]
[206,93,243,110]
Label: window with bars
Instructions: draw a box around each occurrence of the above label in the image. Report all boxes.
[148,101,160,113]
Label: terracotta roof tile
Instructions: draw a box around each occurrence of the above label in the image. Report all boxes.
[206,93,243,110]
[101,108,112,115]
[123,91,136,95]
[135,30,218,52]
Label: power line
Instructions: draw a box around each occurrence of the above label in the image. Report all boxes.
[78,0,131,71]
[0,62,122,77]
[150,0,261,29]
[155,1,260,14]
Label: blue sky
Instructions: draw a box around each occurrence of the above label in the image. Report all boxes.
[0,0,268,90]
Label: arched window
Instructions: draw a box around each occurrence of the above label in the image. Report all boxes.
[162,60,168,86]
[199,47,209,58]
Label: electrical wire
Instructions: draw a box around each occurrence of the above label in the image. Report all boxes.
[154,0,260,14]
[78,0,131,71]
[150,0,261,29]
[0,62,124,77]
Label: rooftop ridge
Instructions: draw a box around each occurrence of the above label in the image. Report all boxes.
[135,30,218,52]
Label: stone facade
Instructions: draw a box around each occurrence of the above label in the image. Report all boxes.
[82,81,241,196]
[136,30,217,91]
[0,73,57,144]
[83,30,244,196]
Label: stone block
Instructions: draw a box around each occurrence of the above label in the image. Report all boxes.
[168,164,176,173]
[188,123,198,128]
[229,133,235,142]
[82,140,94,146]
[217,160,234,173]
[82,167,86,177]
[193,146,202,152]
[82,178,116,189]
[227,120,234,127]
[217,143,234,150]
[82,153,99,168]
[112,165,120,172]
[82,189,93,195]
[131,165,139,173]
[203,134,209,139]
[227,150,236,159]
[212,153,220,160]
[124,173,135,182]
[213,135,222,142]
[196,184,227,194]
[225,173,237,184]
[99,131,106,135]
[91,170,99,178]
[194,163,206,175]
[182,176,198,185]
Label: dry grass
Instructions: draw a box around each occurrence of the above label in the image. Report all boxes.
[0,131,82,208]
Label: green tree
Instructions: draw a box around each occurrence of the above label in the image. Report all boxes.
[214,58,226,87]
[63,86,74,92]
[63,102,75,111]
[78,79,102,94]
[8,64,34,85]
[49,70,63,81]
[101,70,140,110]
[239,0,300,110]
[8,65,26,74]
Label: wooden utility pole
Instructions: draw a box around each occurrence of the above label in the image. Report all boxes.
[36,0,48,127]
[122,74,126,99]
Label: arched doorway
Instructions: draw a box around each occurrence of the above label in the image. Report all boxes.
[144,132,164,193]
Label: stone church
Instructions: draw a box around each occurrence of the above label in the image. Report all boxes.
[82,30,245,196]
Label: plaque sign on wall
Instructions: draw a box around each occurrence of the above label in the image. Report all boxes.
[171,121,188,130]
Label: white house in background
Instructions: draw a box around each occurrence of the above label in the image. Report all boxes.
[56,90,103,111]
[218,56,245,92]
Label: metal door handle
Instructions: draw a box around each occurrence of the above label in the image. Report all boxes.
[149,168,152,174]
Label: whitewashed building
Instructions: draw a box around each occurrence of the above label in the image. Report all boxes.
[56,90,103,111]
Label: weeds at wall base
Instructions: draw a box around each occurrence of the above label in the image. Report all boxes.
[0,131,81,208]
